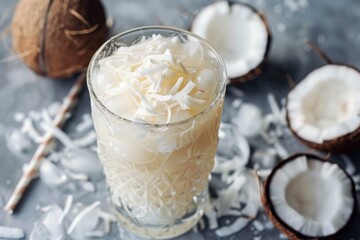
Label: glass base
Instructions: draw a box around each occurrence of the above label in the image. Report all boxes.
[109,184,209,239]
[114,207,203,239]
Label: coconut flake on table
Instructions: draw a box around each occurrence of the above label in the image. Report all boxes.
[65,169,89,181]
[267,93,285,126]
[0,226,25,239]
[39,121,103,179]
[203,201,218,230]
[232,103,263,137]
[283,0,308,13]
[252,220,265,232]
[75,114,93,132]
[30,205,64,240]
[214,123,250,181]
[59,195,73,225]
[13,112,25,122]
[47,102,61,117]
[5,128,33,158]
[67,201,101,239]
[39,160,68,187]
[61,148,103,179]
[86,230,105,238]
[72,130,97,147]
[21,117,45,143]
[208,169,261,237]
[252,148,278,169]
[80,181,96,192]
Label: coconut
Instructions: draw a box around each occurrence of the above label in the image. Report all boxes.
[11,0,108,78]
[286,64,360,152]
[191,1,271,82]
[262,153,357,240]
[286,43,360,152]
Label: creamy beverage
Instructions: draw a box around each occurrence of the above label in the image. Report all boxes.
[88,27,226,239]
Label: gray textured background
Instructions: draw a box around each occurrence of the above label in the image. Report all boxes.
[0,0,360,239]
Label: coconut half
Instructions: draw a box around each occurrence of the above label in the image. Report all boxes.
[263,154,356,239]
[286,64,360,152]
[191,1,270,82]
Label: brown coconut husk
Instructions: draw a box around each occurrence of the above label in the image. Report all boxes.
[11,0,108,78]
[262,153,357,240]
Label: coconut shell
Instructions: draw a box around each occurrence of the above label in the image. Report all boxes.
[229,3,271,84]
[190,1,271,83]
[262,153,357,240]
[12,0,108,78]
[286,64,360,153]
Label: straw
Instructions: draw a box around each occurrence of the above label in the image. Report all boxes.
[4,72,86,214]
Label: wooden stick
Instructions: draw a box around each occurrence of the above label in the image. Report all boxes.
[4,73,86,214]
[305,39,333,64]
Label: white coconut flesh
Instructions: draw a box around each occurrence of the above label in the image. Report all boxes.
[269,156,354,237]
[287,65,360,144]
[191,1,268,78]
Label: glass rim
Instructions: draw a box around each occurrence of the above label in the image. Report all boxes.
[87,25,227,128]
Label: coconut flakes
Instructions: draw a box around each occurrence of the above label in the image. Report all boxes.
[67,201,101,235]
[59,195,73,225]
[0,226,25,239]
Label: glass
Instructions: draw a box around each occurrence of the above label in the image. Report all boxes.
[87,26,227,239]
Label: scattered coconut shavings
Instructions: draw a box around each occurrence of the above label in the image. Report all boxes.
[267,93,285,126]
[39,160,68,187]
[279,233,287,239]
[233,103,263,137]
[253,220,265,232]
[72,130,97,147]
[0,226,25,239]
[86,230,105,238]
[252,148,278,169]
[67,201,101,235]
[61,148,102,178]
[232,99,242,108]
[5,128,32,159]
[99,211,116,234]
[283,0,308,13]
[99,211,116,222]
[13,112,25,122]
[47,102,61,117]
[204,201,218,229]
[80,181,96,192]
[272,140,289,159]
[21,117,45,143]
[215,217,250,237]
[255,169,272,178]
[65,170,89,181]
[198,219,206,231]
[75,114,93,132]
[59,195,73,225]
[40,122,74,149]
[28,110,42,121]
[104,219,111,234]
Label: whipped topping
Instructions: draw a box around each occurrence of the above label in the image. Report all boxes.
[94,34,218,124]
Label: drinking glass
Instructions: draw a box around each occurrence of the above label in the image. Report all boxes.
[87,26,227,239]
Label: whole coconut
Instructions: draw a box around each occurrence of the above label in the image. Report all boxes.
[12,0,108,78]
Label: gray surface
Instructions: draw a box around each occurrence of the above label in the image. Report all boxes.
[0,0,360,239]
